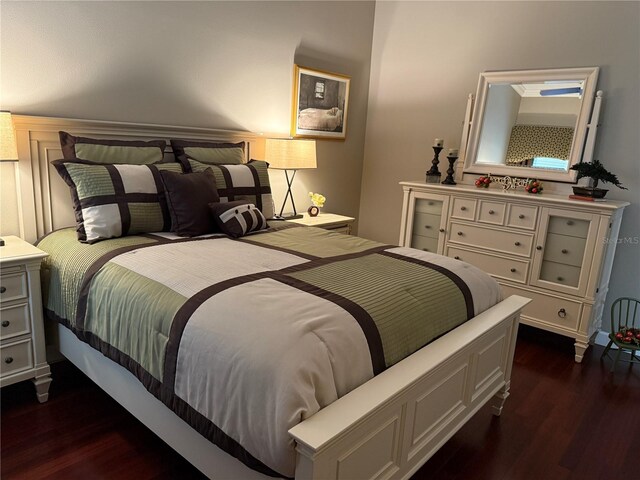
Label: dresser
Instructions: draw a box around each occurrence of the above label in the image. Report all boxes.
[0,236,51,402]
[399,182,629,362]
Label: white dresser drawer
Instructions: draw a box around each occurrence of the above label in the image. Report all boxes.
[0,303,31,340]
[548,216,590,238]
[506,205,538,230]
[543,233,587,267]
[414,198,443,215]
[501,284,581,331]
[413,212,441,239]
[0,272,28,305]
[449,222,533,257]
[451,198,476,220]
[412,235,439,253]
[0,339,34,377]
[478,200,506,225]
[539,261,581,288]
[447,247,529,284]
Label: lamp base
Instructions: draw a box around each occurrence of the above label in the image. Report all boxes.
[280,213,304,220]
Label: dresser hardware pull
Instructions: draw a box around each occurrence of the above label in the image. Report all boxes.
[4,357,13,364]
[566,220,574,226]
[460,206,467,211]
[422,248,429,252]
[558,308,567,318]
[1,321,9,328]
[454,256,460,260]
[518,214,525,219]
[562,249,568,254]
[536,246,542,251]
[439,228,445,233]
[514,241,520,246]
[457,231,463,236]
[557,276,564,282]
[428,202,433,206]
[489,210,495,214]
[0,286,5,294]
[510,268,516,273]
[424,225,431,229]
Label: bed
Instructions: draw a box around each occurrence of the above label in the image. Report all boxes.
[13,115,529,480]
[297,108,343,131]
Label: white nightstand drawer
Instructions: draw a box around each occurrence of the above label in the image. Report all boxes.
[0,272,28,304]
[0,303,31,340]
[0,339,34,377]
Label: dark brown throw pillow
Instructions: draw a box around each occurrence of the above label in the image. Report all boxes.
[209,201,268,238]
[160,169,220,237]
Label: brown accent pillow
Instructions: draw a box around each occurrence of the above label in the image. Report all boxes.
[209,201,268,238]
[160,169,220,237]
[59,131,167,164]
[170,138,245,165]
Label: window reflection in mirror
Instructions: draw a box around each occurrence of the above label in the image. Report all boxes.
[475,81,584,172]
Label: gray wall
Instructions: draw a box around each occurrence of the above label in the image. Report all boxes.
[360,1,639,324]
[0,0,375,233]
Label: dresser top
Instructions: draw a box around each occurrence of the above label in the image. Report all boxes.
[400,182,630,211]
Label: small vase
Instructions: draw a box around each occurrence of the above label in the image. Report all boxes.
[308,205,320,217]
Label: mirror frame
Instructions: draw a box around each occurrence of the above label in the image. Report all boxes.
[463,67,600,182]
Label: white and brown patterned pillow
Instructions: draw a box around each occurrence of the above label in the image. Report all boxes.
[182,158,275,219]
[209,201,267,238]
[53,159,183,243]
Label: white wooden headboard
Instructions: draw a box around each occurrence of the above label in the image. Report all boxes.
[13,115,262,243]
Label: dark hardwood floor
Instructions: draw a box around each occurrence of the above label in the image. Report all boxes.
[2,325,639,480]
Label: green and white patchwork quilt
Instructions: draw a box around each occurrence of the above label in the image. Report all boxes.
[38,224,501,477]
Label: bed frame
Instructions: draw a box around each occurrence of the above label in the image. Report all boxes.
[13,115,530,480]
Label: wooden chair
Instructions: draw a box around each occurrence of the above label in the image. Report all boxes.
[601,297,640,372]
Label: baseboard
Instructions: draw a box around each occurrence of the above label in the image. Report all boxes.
[594,330,610,347]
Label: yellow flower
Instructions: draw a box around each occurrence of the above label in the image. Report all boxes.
[308,192,326,208]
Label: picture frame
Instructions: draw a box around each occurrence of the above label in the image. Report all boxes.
[291,65,351,140]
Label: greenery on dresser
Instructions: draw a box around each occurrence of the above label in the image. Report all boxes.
[570,159,626,198]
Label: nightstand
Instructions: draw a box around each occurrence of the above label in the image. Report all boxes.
[0,236,51,402]
[287,212,356,235]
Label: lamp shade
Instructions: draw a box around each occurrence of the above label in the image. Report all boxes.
[264,138,317,170]
[0,112,18,162]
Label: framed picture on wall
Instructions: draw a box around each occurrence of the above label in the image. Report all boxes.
[291,65,351,140]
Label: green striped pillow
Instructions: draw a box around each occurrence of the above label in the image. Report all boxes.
[170,139,245,165]
[53,159,184,243]
[59,131,167,165]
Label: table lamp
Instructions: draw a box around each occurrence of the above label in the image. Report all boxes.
[264,138,317,219]
[1,111,19,247]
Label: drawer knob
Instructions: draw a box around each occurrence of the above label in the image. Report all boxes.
[518,214,525,219]
[428,202,434,206]
[557,276,564,282]
[510,268,516,273]
[562,249,568,254]
[0,286,5,294]
[489,209,495,214]
[4,357,13,364]
[1,321,9,328]
[424,225,431,229]
[460,206,467,211]
[536,246,543,251]
[454,256,460,260]
[514,241,521,246]
[558,308,567,318]
[439,228,445,233]
[566,220,574,226]
[457,231,463,236]
[422,248,429,252]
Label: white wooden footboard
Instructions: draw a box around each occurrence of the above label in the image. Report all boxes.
[289,295,529,480]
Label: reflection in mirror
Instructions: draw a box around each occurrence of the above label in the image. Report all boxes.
[463,67,600,182]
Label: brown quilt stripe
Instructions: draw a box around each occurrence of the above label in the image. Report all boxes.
[246,162,264,212]
[379,250,475,319]
[235,236,319,261]
[45,309,285,479]
[106,165,131,234]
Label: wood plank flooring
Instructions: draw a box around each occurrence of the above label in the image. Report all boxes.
[2,325,639,480]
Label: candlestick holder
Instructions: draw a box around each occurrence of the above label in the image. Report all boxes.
[441,155,458,185]
[426,146,443,183]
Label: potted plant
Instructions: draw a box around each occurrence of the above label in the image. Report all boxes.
[570,159,627,198]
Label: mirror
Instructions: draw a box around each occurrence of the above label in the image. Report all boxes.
[463,67,599,182]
